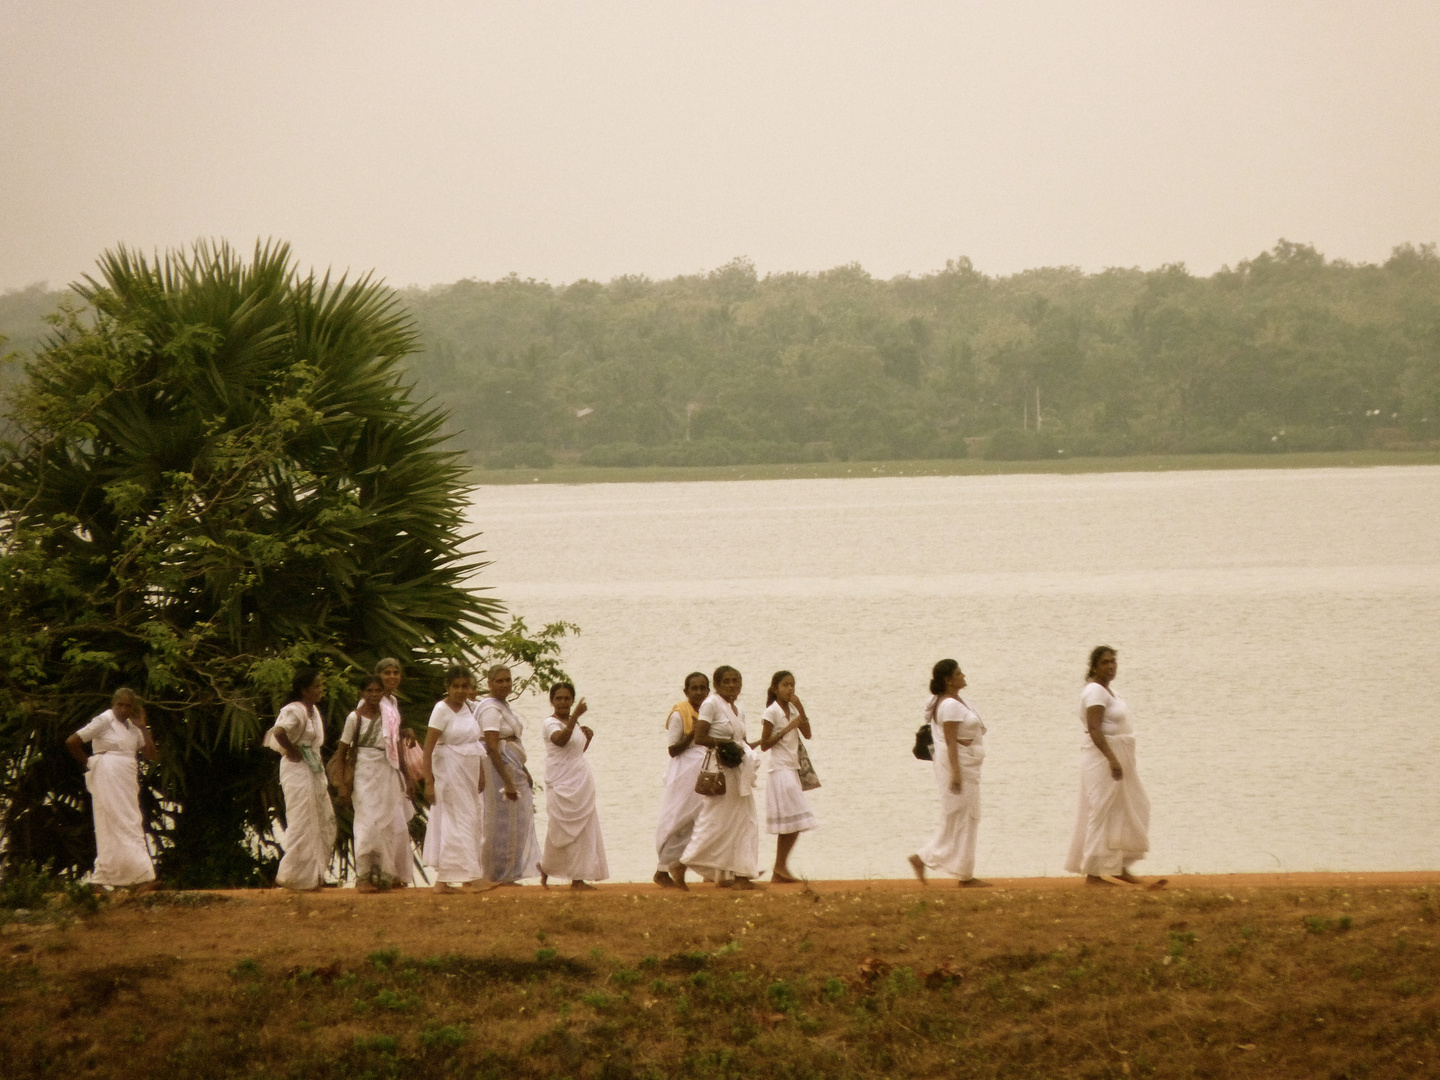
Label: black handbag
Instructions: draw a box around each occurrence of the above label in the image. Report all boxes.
[912,722,934,761]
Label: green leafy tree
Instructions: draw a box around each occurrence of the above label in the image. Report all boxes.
[0,240,570,885]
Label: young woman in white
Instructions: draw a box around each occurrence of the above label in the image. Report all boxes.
[760,670,817,883]
[374,657,421,805]
[908,658,990,888]
[477,665,540,884]
[420,666,485,892]
[264,667,338,890]
[538,681,608,890]
[338,674,414,890]
[66,687,158,890]
[675,665,761,890]
[1065,646,1160,886]
[653,671,710,887]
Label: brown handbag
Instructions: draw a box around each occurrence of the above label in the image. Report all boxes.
[694,748,726,796]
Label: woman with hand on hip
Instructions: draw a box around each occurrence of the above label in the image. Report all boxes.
[420,665,485,892]
[538,681,608,890]
[653,671,711,887]
[675,665,762,890]
[909,658,990,888]
[66,687,159,891]
[477,665,541,884]
[1065,646,1159,887]
[264,667,338,891]
[760,670,817,883]
[339,674,414,890]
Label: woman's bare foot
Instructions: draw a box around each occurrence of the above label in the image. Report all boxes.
[959,878,992,888]
[772,870,799,884]
[539,865,549,890]
[1085,875,1122,886]
[1146,878,1169,891]
[1115,871,1143,884]
[571,880,596,891]
[355,880,379,894]
[433,881,458,894]
[654,870,676,888]
[731,877,759,890]
[668,863,689,891]
[908,854,928,885]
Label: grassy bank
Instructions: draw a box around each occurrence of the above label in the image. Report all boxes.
[3,877,1438,1078]
[470,449,1440,485]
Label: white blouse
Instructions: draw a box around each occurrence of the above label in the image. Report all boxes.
[265,701,324,751]
[477,697,524,740]
[933,696,985,743]
[762,702,804,772]
[427,700,482,752]
[74,710,145,756]
[698,693,745,744]
[1079,682,1132,740]
[341,708,386,749]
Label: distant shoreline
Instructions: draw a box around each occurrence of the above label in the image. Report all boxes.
[470,448,1440,485]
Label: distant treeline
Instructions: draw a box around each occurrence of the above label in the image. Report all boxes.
[5,241,1439,465]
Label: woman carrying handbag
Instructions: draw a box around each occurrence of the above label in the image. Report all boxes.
[759,670,819,883]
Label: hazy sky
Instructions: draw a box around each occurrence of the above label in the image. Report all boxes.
[3,2,1438,292]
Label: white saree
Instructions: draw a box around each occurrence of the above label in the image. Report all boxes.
[539,716,608,882]
[341,709,413,884]
[477,697,540,883]
[680,695,760,880]
[265,702,337,890]
[917,696,985,880]
[655,708,707,871]
[421,700,484,884]
[75,710,155,887]
[1065,682,1150,877]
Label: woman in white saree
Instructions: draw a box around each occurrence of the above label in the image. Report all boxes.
[538,681,608,889]
[264,667,338,890]
[66,687,158,890]
[477,665,541,884]
[420,666,485,892]
[908,659,989,888]
[339,674,414,890]
[653,672,710,887]
[674,665,762,890]
[1065,646,1163,887]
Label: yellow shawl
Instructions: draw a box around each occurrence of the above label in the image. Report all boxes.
[668,699,698,736]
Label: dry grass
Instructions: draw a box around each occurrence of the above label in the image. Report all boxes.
[2,879,1439,1078]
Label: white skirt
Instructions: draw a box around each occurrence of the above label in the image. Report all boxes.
[1065,735,1150,877]
[918,746,982,880]
[422,745,483,883]
[540,763,608,883]
[655,745,707,870]
[681,765,759,878]
[765,768,818,834]
[275,755,338,889]
[352,748,413,884]
[85,753,155,886]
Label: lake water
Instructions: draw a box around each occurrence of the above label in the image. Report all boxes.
[466,466,1440,883]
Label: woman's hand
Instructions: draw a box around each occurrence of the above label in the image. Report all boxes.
[949,778,964,795]
[1109,760,1124,781]
[503,783,519,802]
[572,698,588,721]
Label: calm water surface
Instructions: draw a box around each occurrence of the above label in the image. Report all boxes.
[465,466,1440,882]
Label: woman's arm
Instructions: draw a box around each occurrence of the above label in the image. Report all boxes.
[65,733,89,768]
[792,696,813,740]
[273,729,304,763]
[691,717,716,748]
[483,730,519,801]
[1085,704,1123,780]
[581,726,594,750]
[132,710,159,762]
[550,718,576,747]
[943,721,963,793]
[759,711,802,750]
[667,715,695,758]
[420,728,441,787]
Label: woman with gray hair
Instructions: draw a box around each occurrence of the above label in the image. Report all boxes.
[66,688,159,890]
[338,663,414,889]
[477,664,540,884]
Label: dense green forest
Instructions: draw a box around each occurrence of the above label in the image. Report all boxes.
[6,241,1439,465]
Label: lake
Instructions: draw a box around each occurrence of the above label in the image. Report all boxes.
[466,465,1440,882]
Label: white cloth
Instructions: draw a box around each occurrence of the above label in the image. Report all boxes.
[680,694,760,879]
[267,702,337,889]
[655,709,706,870]
[1065,683,1150,877]
[75,711,154,886]
[477,696,525,743]
[476,696,539,882]
[918,695,985,879]
[422,700,483,883]
[539,717,608,882]
[341,709,413,884]
[763,702,817,834]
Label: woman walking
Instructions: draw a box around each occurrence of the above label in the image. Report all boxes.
[538,682,608,890]
[339,674,414,889]
[264,667,338,890]
[477,665,540,884]
[66,688,159,891]
[760,671,817,883]
[420,666,485,892]
[653,671,710,887]
[908,659,989,887]
[675,665,761,890]
[1065,646,1156,886]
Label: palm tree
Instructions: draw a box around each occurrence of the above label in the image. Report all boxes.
[0,240,517,884]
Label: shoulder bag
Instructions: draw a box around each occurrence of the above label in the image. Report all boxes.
[694,748,727,796]
[796,741,821,791]
[912,720,934,761]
